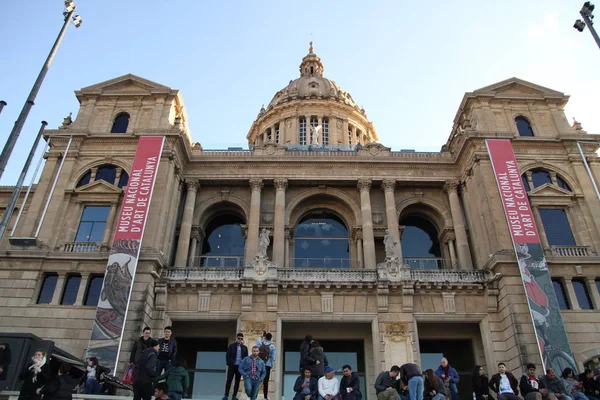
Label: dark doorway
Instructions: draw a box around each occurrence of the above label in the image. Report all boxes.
[282,339,367,399]
[420,339,475,400]
[177,337,228,400]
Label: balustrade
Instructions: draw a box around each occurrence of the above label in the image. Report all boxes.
[60,242,100,252]
[550,246,595,257]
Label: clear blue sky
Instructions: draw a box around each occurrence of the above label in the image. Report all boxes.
[1,0,599,185]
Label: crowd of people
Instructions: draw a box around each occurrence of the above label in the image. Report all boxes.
[8,328,600,400]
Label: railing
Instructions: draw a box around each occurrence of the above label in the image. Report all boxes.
[404,257,446,270]
[285,144,357,152]
[60,242,101,252]
[291,257,356,269]
[390,151,451,158]
[410,269,489,284]
[550,246,596,257]
[162,267,244,281]
[278,268,378,283]
[191,256,244,268]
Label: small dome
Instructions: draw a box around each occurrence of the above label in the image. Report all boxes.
[267,42,358,109]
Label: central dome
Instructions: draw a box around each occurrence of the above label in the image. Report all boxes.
[247,43,377,148]
[267,42,358,109]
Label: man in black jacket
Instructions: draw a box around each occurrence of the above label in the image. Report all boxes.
[340,364,361,400]
[130,327,152,366]
[375,365,402,400]
[156,326,177,375]
[299,335,314,372]
[519,363,550,400]
[134,339,160,400]
[222,332,248,400]
[293,368,318,400]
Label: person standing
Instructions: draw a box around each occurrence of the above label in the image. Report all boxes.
[305,341,328,379]
[157,326,178,375]
[300,335,314,371]
[18,350,51,400]
[435,358,460,400]
[156,359,189,400]
[223,332,248,400]
[340,364,361,400]
[400,363,424,400]
[130,327,152,366]
[489,362,520,400]
[257,331,276,400]
[375,365,402,400]
[134,339,160,400]
[238,346,266,400]
[473,365,490,400]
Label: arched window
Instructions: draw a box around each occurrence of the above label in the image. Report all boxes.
[76,170,92,188]
[299,117,307,145]
[275,124,280,144]
[400,215,443,269]
[76,164,129,188]
[523,169,572,192]
[118,171,129,189]
[201,214,246,267]
[294,210,349,268]
[347,124,353,145]
[111,112,130,133]
[515,116,534,137]
[322,118,329,145]
[266,128,272,143]
[95,165,117,185]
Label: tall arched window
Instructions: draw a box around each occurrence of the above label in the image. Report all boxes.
[294,210,349,268]
[523,169,572,192]
[76,164,129,188]
[322,118,329,145]
[275,124,280,144]
[400,215,443,269]
[111,112,130,133]
[515,116,534,137]
[201,214,246,267]
[299,117,307,145]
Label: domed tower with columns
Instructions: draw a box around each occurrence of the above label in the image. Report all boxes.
[247,42,378,149]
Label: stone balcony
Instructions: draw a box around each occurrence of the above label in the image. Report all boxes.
[550,245,596,257]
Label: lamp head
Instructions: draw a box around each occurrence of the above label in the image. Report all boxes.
[72,15,82,28]
[574,19,586,31]
[64,1,76,13]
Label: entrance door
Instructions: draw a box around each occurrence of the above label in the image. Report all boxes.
[420,339,475,400]
[177,337,228,400]
[282,339,367,399]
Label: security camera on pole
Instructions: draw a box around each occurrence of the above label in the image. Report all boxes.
[573,2,600,50]
[0,1,82,181]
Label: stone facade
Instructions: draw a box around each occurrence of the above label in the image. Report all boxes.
[1,45,600,400]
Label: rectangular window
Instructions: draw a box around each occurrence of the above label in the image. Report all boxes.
[60,274,81,305]
[37,273,58,304]
[596,278,600,296]
[299,117,306,145]
[552,279,570,310]
[539,208,576,246]
[356,129,361,145]
[572,279,593,310]
[84,275,104,306]
[275,124,280,144]
[266,128,272,142]
[75,206,111,243]
[322,118,329,145]
[347,125,353,145]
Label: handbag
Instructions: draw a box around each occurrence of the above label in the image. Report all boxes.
[122,365,136,385]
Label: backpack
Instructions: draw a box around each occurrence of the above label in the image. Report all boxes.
[258,343,270,362]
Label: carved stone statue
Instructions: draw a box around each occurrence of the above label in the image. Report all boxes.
[384,229,397,258]
[310,125,321,145]
[257,228,270,259]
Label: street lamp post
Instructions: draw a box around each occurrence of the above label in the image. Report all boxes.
[0,1,82,181]
[574,2,600,50]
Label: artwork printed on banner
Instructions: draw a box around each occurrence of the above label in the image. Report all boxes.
[86,136,164,370]
[486,139,577,374]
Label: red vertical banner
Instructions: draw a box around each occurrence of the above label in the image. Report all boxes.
[87,136,165,374]
[486,139,577,372]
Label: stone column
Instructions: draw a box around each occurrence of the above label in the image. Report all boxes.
[101,201,119,244]
[358,179,376,268]
[356,237,364,268]
[50,272,67,305]
[565,280,581,310]
[244,179,264,264]
[444,180,473,269]
[343,120,350,145]
[447,238,458,269]
[284,227,292,268]
[188,227,200,267]
[75,273,90,306]
[174,180,200,267]
[273,179,288,267]
[586,278,600,310]
[382,179,403,261]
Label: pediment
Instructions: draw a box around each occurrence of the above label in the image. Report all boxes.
[473,77,565,98]
[75,180,122,194]
[79,74,172,94]
[528,183,572,197]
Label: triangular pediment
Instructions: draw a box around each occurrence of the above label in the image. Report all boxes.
[473,77,565,98]
[529,183,572,197]
[75,180,122,194]
[79,74,172,94]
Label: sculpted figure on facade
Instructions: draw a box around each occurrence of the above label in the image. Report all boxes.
[257,228,271,259]
[384,229,397,259]
[310,124,321,145]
